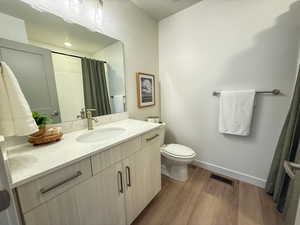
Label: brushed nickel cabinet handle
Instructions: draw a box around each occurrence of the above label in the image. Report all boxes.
[126,166,131,187]
[117,171,124,194]
[40,171,82,194]
[146,134,159,142]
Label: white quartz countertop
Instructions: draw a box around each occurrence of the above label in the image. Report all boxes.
[5,119,163,188]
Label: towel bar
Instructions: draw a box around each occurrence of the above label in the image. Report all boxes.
[212,89,280,96]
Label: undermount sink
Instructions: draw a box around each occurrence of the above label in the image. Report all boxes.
[76,127,126,143]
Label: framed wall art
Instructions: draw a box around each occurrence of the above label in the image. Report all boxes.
[136,72,155,108]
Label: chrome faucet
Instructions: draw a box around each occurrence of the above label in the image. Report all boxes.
[86,109,98,130]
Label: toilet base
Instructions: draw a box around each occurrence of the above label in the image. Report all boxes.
[161,156,189,182]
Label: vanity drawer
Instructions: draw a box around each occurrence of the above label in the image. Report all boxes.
[141,128,162,148]
[91,137,141,175]
[17,158,92,213]
[121,136,141,159]
[91,145,122,175]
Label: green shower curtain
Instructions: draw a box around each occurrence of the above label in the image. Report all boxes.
[266,68,300,225]
[81,58,111,116]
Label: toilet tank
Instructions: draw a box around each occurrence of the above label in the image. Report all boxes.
[159,124,166,146]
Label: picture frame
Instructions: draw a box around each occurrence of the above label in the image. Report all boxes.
[136,72,155,108]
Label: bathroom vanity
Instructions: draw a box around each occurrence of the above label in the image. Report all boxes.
[4,119,164,225]
[0,2,164,225]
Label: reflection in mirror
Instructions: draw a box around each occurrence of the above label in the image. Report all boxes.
[0,0,126,124]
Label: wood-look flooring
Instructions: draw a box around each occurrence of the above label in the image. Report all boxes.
[132,166,284,225]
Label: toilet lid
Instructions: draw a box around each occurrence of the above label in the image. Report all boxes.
[163,144,196,158]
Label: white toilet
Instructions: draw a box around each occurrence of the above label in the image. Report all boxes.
[160,127,196,182]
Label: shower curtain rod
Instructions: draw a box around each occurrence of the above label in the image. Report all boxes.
[51,51,107,63]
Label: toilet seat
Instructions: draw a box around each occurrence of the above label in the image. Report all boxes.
[161,144,196,159]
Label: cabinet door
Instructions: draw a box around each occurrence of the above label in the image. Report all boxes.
[0,38,61,123]
[92,162,126,225]
[69,161,126,225]
[124,136,161,225]
[24,162,126,225]
[24,185,82,225]
[24,179,97,225]
[123,150,146,225]
[143,137,161,205]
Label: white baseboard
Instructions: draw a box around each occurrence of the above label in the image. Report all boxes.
[192,159,266,188]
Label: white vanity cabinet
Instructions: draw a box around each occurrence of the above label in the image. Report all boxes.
[141,130,162,206]
[123,130,162,225]
[16,127,162,225]
[86,161,127,225]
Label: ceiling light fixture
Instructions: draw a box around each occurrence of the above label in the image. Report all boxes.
[64,42,72,47]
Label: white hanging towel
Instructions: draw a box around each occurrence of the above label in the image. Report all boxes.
[0,61,38,136]
[219,89,256,136]
[111,95,124,113]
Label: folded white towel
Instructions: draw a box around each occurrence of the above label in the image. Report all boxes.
[219,89,256,136]
[0,61,38,136]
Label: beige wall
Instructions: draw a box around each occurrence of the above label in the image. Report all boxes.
[102,0,160,120]
[159,0,300,187]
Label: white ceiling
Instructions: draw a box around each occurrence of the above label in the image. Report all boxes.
[130,0,203,20]
[0,0,118,54]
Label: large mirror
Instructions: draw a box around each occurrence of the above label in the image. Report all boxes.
[0,0,126,124]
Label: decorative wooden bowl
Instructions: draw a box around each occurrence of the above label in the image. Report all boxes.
[28,132,63,145]
[31,126,46,137]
